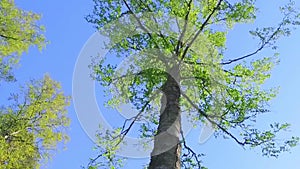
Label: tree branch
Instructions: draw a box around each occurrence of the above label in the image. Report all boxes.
[180,92,246,146]
[88,90,161,168]
[137,0,174,50]
[221,21,285,65]
[0,33,19,41]
[180,0,223,63]
[176,0,193,56]
[122,0,169,67]
[180,129,202,169]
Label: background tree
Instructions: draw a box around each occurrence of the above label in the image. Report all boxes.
[85,0,300,168]
[0,0,70,168]
[0,0,45,82]
[0,75,70,169]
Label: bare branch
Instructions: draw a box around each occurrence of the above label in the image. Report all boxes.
[221,21,284,65]
[180,129,202,169]
[180,92,246,146]
[88,90,161,168]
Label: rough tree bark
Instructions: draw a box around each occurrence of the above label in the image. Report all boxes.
[149,65,181,169]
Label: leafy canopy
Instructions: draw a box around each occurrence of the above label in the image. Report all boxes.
[0,1,70,168]
[85,0,300,168]
[0,0,45,82]
[0,75,70,169]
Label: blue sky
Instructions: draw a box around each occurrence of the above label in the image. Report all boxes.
[4,1,300,169]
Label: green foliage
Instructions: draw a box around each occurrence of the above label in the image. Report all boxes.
[0,1,70,168]
[86,0,300,168]
[0,0,46,82]
[0,75,70,169]
[85,127,125,169]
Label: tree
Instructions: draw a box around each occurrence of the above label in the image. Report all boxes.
[85,0,300,168]
[0,0,70,168]
[0,75,70,169]
[0,0,45,82]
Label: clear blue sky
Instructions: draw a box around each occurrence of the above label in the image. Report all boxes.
[5,1,300,169]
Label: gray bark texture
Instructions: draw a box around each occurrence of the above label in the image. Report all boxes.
[149,65,181,169]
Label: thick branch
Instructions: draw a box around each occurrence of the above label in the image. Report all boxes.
[180,0,223,62]
[122,0,169,67]
[176,0,193,56]
[138,0,174,50]
[0,33,19,41]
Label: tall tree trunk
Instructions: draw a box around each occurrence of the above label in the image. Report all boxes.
[149,65,181,169]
